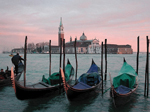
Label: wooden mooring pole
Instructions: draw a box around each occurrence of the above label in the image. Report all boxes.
[74,38,78,81]
[146,36,150,97]
[144,36,150,97]
[136,36,139,75]
[101,42,103,95]
[24,36,27,87]
[59,38,62,94]
[59,38,62,71]
[63,39,65,79]
[49,40,51,76]
[104,39,107,80]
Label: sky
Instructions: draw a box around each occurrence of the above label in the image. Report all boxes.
[0,0,150,53]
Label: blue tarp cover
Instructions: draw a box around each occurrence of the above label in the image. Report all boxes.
[87,64,99,73]
[73,82,91,89]
[78,73,100,85]
[115,85,132,94]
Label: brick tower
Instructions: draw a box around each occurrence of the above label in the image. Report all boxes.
[58,17,64,46]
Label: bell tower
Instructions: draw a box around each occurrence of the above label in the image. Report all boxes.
[58,17,64,46]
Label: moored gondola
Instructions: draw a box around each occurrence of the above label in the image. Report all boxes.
[110,58,138,106]
[0,62,24,87]
[11,59,74,100]
[61,59,102,101]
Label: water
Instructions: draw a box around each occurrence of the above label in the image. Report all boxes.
[0,53,150,112]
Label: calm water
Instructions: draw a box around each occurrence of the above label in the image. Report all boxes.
[0,53,150,112]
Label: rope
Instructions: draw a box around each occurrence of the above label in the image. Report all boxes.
[103,87,111,94]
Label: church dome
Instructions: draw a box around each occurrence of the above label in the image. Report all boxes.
[80,32,87,41]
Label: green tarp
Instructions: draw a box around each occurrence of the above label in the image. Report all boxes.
[42,64,74,85]
[113,61,137,89]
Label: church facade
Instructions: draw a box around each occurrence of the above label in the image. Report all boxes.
[65,33,101,54]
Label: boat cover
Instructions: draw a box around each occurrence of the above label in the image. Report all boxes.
[113,61,137,89]
[87,63,99,73]
[42,64,74,85]
[73,82,91,89]
[115,85,132,94]
[78,72,101,86]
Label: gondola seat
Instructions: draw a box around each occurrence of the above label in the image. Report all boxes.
[115,85,132,94]
[73,82,91,89]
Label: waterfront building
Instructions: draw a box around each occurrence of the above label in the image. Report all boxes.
[103,44,133,54]
[11,48,31,54]
[117,45,133,54]
[28,43,35,51]
[65,33,101,54]
[51,46,60,54]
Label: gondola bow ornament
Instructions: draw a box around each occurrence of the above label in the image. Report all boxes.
[11,67,16,93]
[60,68,68,94]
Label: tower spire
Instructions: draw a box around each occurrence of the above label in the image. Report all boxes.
[60,17,63,26]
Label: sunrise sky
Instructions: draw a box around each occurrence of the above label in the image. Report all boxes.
[0,0,150,53]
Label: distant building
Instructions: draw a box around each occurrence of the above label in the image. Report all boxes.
[28,43,35,50]
[65,32,101,54]
[103,44,133,54]
[88,38,101,54]
[117,45,133,54]
[51,46,60,53]
[11,48,31,54]
[11,48,24,53]
[40,45,60,54]
[36,42,49,48]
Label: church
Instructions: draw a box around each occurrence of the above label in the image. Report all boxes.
[51,18,133,54]
[65,33,101,54]
[56,18,101,54]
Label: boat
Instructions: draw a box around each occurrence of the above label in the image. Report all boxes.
[11,59,74,100]
[9,54,14,57]
[9,54,22,57]
[110,58,138,106]
[0,62,24,87]
[60,59,102,101]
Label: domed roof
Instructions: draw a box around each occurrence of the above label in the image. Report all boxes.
[80,32,87,41]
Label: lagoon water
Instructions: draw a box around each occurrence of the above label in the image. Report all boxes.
[0,53,149,112]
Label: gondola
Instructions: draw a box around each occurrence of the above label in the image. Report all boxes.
[0,62,24,87]
[11,59,74,100]
[60,59,102,101]
[110,58,138,106]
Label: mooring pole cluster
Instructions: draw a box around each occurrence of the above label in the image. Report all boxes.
[101,39,108,95]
